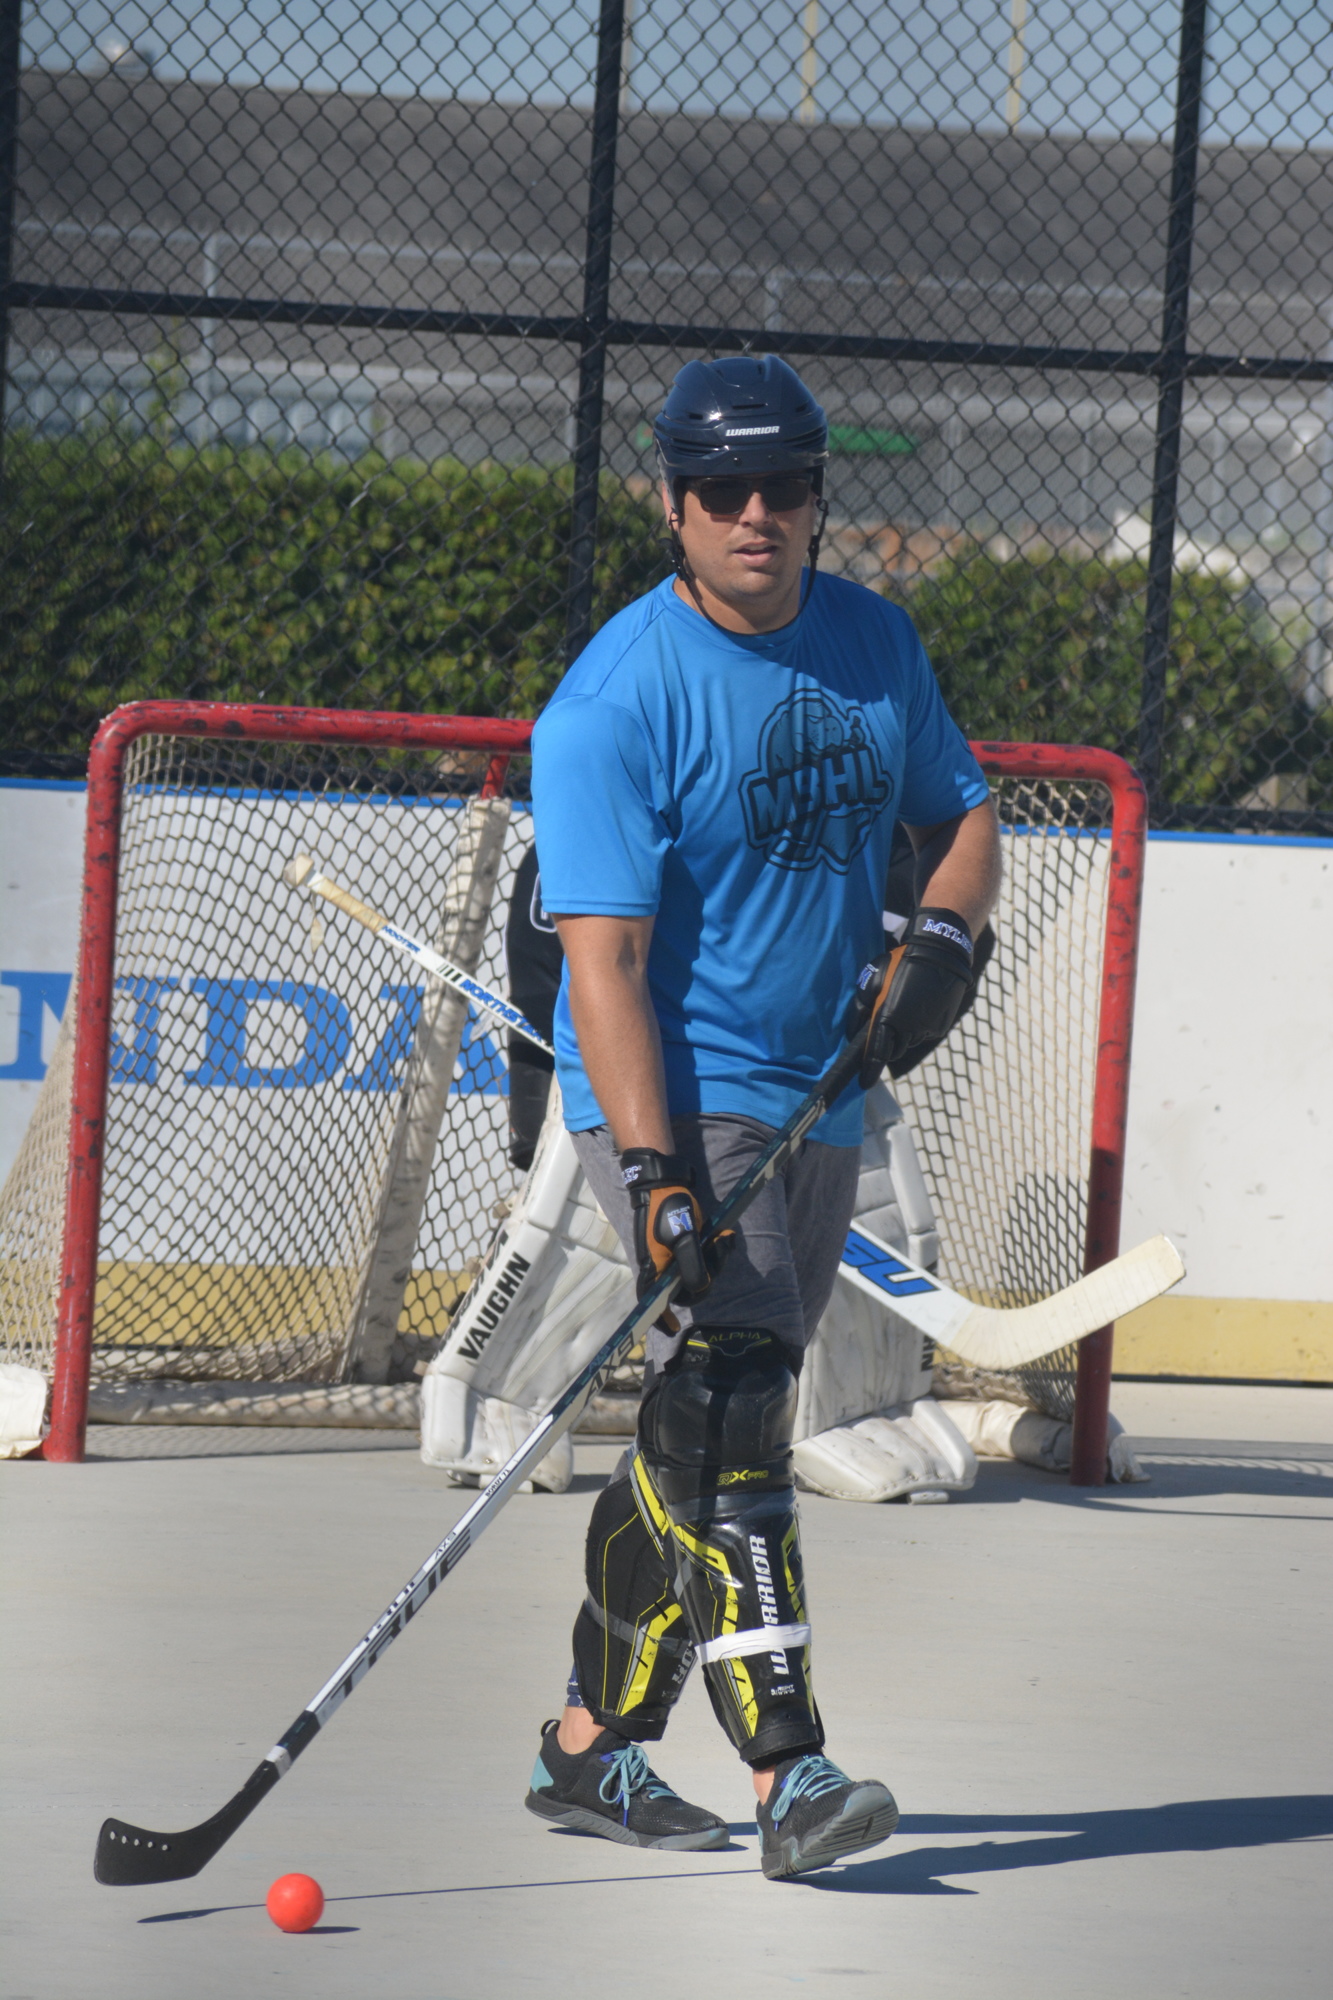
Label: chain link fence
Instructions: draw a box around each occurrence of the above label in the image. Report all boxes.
[1,0,1331,828]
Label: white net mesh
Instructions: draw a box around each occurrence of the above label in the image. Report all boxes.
[0,976,77,1372]
[0,733,530,1392]
[896,778,1116,1420]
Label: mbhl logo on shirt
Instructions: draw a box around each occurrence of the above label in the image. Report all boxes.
[741,690,892,873]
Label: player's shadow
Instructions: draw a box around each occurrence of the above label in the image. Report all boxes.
[797,1793,1333,1895]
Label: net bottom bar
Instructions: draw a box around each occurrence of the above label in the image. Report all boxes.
[86,1382,421,1428]
[85,1381,646,1438]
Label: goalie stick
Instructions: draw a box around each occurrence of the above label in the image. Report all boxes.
[837,1222,1183,1371]
[94,1014,873,1887]
[283,854,1184,1372]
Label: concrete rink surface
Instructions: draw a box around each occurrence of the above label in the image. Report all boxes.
[2,1383,1331,2000]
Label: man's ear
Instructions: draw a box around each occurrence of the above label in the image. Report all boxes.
[660,479,681,528]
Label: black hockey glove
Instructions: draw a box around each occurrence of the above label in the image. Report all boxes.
[620,1148,726,1305]
[846,907,974,1090]
[888,920,995,1081]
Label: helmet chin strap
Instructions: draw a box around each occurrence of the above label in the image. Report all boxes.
[667,493,829,635]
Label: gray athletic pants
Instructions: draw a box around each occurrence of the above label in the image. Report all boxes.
[571,1113,860,1378]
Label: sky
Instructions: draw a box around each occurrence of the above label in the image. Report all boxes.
[23,0,1333,151]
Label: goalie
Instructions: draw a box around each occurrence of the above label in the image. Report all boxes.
[464,356,1001,1880]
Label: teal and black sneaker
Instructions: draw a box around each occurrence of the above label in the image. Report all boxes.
[756,1752,899,1879]
[525,1721,729,1851]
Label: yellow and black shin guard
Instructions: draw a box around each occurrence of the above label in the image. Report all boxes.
[635,1328,823,1767]
[571,1465,697,1741]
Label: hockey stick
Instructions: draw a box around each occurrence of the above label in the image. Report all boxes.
[281,854,554,1055]
[284,855,1184,1371]
[93,1018,871,1886]
[836,1221,1183,1370]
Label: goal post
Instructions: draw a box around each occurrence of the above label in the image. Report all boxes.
[1,703,1145,1485]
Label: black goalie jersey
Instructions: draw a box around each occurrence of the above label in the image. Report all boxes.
[504,842,563,1170]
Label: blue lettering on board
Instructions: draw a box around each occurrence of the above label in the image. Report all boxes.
[0,972,511,1094]
[0,970,73,1081]
[454,1017,506,1098]
[184,979,353,1088]
[109,975,180,1084]
[341,986,506,1096]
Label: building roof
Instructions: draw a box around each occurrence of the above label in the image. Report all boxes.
[15,67,1333,361]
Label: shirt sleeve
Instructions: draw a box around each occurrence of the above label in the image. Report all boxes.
[894,619,992,827]
[531,694,671,917]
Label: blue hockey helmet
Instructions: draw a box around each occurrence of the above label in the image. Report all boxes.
[652,355,828,496]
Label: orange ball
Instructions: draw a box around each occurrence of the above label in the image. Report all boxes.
[266,1872,324,1933]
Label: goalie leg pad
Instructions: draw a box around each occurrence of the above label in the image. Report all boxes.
[635,1327,822,1767]
[421,1090,634,1485]
[571,1466,697,1742]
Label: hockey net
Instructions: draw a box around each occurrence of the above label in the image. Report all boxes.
[0,709,1143,1463]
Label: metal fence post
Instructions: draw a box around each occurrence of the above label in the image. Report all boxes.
[1137,0,1209,805]
[564,0,627,669]
[0,0,24,478]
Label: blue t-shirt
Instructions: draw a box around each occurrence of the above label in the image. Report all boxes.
[531,573,988,1145]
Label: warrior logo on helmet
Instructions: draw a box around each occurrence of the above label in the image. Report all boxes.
[741,690,893,874]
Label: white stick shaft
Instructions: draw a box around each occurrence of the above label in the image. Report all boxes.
[304,870,555,1056]
[305,1281,664,1730]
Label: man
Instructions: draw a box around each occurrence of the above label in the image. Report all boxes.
[525,355,1001,1879]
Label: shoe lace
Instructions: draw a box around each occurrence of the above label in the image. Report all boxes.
[597,1743,676,1821]
[770,1754,850,1827]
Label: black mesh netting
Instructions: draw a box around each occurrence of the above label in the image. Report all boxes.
[1,0,1331,828]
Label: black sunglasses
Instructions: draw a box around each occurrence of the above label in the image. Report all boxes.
[687,472,816,515]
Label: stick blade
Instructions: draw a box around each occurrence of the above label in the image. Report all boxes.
[95,1761,279,1885]
[95,1814,216,1885]
[281,853,315,888]
[946,1235,1186,1370]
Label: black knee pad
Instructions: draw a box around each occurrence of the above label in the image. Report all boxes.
[638,1326,799,1505]
[570,1468,695,1742]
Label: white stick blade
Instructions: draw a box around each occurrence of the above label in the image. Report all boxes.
[945,1235,1186,1370]
[281,854,315,888]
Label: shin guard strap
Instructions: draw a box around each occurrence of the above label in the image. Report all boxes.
[582,1594,697,1659]
[695,1623,812,1665]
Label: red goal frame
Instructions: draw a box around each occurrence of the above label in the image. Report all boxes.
[43,702,1147,1483]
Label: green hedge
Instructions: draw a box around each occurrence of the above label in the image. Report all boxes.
[0,436,668,759]
[897,550,1321,810]
[1,438,1324,810]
